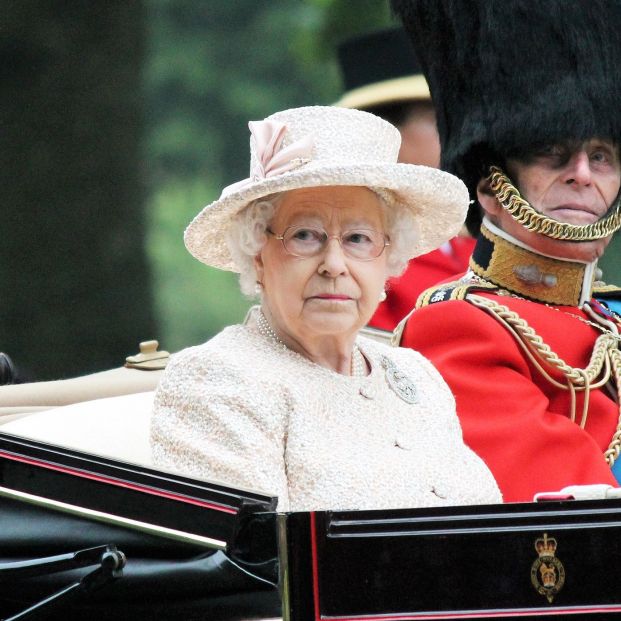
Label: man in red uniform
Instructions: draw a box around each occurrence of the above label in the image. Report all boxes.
[392,0,621,502]
[334,27,474,330]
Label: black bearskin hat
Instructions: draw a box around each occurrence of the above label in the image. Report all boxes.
[391,0,621,235]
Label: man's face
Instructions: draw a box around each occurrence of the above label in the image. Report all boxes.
[397,103,440,167]
[480,139,621,261]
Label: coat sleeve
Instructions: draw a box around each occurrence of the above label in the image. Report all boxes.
[149,347,290,509]
[400,300,618,502]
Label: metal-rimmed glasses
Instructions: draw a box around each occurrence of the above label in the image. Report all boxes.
[266,225,390,261]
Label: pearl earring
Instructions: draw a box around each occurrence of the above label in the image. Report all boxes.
[379,290,387,302]
[255,281,263,296]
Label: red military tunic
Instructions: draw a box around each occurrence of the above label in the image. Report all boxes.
[399,289,620,503]
[369,236,475,331]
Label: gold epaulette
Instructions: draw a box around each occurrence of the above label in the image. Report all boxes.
[593,282,621,299]
[391,280,498,346]
[415,280,499,309]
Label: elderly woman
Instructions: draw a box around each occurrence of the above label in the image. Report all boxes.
[151,106,501,511]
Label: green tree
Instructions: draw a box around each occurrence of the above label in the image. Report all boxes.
[1,2,156,379]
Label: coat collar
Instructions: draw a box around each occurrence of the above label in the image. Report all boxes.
[469,219,598,306]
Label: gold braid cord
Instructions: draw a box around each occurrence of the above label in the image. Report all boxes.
[487,166,621,241]
[605,348,621,466]
[467,293,621,466]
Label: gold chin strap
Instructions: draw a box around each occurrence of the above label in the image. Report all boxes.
[487,166,621,241]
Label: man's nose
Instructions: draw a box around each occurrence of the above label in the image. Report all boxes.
[563,151,592,186]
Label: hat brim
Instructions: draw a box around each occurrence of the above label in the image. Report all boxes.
[334,75,430,110]
[184,162,468,272]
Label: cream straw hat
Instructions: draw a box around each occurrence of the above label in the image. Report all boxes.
[185,106,468,271]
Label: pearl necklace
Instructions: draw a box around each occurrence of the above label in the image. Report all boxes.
[255,310,367,378]
[350,344,366,378]
[255,309,287,350]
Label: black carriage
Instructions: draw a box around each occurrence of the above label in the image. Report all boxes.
[0,432,620,621]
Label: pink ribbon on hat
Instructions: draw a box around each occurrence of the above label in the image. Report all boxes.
[221,120,314,197]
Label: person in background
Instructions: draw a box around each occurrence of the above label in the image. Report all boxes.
[151,105,501,512]
[392,0,621,502]
[335,27,474,331]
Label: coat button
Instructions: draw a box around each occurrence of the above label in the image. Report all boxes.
[359,385,375,399]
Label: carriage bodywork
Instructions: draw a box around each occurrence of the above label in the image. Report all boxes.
[1,432,621,621]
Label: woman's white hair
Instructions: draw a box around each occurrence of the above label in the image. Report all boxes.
[225,189,420,297]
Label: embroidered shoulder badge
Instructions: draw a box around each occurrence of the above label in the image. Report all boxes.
[594,282,621,299]
[416,280,498,309]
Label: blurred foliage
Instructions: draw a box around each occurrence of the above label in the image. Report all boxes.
[144,0,394,352]
[146,178,251,348]
[306,0,394,59]
[2,2,156,379]
[599,234,621,286]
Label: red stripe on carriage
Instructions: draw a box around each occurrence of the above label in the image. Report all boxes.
[320,605,621,619]
[0,449,238,514]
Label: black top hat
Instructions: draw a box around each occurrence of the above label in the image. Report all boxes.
[392,0,621,234]
[334,27,430,109]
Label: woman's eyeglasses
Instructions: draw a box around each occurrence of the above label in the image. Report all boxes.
[267,225,389,261]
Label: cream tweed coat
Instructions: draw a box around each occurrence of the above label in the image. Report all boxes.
[150,322,501,511]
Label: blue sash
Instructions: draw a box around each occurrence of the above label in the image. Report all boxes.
[601,298,621,318]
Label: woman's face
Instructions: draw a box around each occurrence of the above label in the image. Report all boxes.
[255,186,389,346]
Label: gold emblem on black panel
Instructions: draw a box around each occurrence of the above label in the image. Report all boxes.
[530,533,565,603]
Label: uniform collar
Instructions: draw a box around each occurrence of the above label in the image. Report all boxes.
[469,218,598,306]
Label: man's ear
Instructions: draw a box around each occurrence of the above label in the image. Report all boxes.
[476,177,502,217]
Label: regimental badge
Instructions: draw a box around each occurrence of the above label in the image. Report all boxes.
[430,289,449,303]
[381,356,418,404]
[530,533,565,603]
